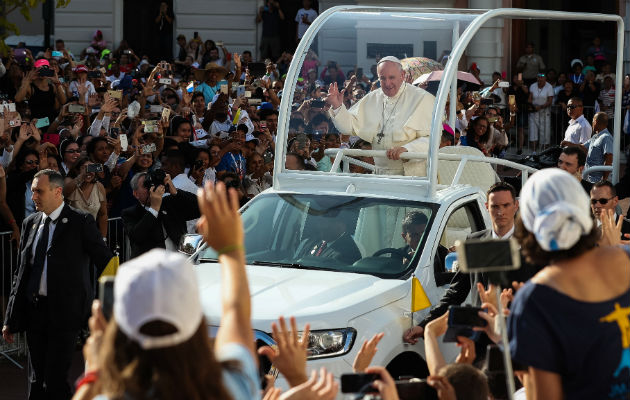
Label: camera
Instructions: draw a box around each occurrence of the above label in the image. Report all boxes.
[38,67,54,77]
[341,373,379,394]
[86,163,104,173]
[143,169,167,190]
[395,379,438,400]
[443,305,486,343]
[311,99,326,108]
[142,143,157,154]
[109,127,120,138]
[88,70,102,79]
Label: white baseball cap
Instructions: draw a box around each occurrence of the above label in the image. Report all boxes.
[114,249,203,349]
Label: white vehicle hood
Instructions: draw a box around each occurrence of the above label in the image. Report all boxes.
[195,263,409,330]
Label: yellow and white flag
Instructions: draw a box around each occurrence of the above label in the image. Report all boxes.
[411,275,431,313]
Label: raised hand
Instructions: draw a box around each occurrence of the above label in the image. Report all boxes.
[353,332,385,372]
[455,336,476,365]
[258,316,310,387]
[196,181,244,253]
[326,82,344,110]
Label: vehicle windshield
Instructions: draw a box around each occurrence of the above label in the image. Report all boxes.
[199,193,436,278]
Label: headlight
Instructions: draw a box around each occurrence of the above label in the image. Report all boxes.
[304,328,356,359]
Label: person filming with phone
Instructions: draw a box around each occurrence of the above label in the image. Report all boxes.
[121,170,200,258]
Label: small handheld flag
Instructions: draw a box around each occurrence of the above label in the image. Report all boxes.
[411,275,431,313]
[102,253,119,277]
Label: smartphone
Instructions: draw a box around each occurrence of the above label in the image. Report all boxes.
[98,276,115,321]
[35,117,50,128]
[108,90,123,100]
[340,373,379,394]
[159,78,172,85]
[356,68,363,80]
[448,306,487,328]
[1,102,16,113]
[220,84,228,95]
[194,32,199,39]
[249,98,261,106]
[248,62,267,79]
[455,238,521,273]
[123,49,132,55]
[142,143,157,154]
[68,104,86,114]
[86,163,104,173]
[498,81,510,88]
[52,50,63,57]
[472,91,481,101]
[480,98,493,106]
[517,72,523,82]
[487,116,499,123]
[39,68,54,77]
[142,121,159,133]
[236,85,246,97]
[88,70,102,79]
[263,151,273,164]
[186,82,194,93]
[395,380,438,400]
[311,99,326,108]
[313,130,323,142]
[508,95,516,106]
[216,40,224,47]
[260,121,267,129]
[150,105,164,113]
[119,134,128,151]
[245,90,252,98]
[9,115,22,127]
[161,107,171,120]
[109,127,120,138]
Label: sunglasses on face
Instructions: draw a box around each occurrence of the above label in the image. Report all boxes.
[65,149,80,154]
[25,159,40,165]
[567,105,581,110]
[591,197,614,205]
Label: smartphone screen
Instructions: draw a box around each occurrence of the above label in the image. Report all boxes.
[448,306,487,327]
[99,277,115,321]
[456,238,520,273]
[119,134,128,151]
[509,95,516,106]
[517,72,523,82]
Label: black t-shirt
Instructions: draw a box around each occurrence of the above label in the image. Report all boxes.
[509,257,630,400]
[507,85,529,108]
[261,8,281,37]
[581,81,600,107]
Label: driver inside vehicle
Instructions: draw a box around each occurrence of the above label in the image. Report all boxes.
[294,212,362,265]
[400,211,449,268]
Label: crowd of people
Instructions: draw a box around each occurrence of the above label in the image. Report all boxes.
[0,18,629,400]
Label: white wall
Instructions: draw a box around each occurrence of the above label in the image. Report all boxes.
[54,0,116,56]
[54,0,258,59]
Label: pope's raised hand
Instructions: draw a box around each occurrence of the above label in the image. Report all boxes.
[326,82,344,110]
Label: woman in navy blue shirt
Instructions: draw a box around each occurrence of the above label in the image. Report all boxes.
[509,168,630,400]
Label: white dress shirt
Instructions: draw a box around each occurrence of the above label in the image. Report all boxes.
[31,202,64,296]
[491,224,515,239]
[564,114,592,144]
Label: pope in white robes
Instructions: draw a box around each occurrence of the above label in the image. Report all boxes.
[327,56,435,175]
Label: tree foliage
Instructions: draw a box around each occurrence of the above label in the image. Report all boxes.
[1,0,71,55]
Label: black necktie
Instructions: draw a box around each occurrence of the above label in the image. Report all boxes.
[27,217,52,300]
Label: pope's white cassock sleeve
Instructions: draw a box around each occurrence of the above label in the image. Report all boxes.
[329,83,435,175]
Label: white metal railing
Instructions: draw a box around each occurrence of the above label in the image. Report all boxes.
[582,165,613,180]
[325,148,537,188]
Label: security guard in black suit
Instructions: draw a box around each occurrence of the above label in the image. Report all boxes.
[2,169,113,399]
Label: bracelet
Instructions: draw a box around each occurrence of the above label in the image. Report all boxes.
[217,244,245,255]
[75,370,99,391]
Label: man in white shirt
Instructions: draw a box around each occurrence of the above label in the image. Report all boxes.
[527,72,554,151]
[561,97,592,145]
[326,56,435,175]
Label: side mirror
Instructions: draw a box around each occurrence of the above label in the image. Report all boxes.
[178,234,204,255]
[445,252,458,272]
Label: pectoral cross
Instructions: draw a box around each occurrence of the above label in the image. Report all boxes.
[376,130,385,144]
